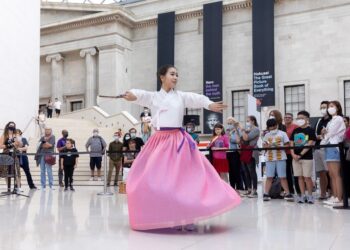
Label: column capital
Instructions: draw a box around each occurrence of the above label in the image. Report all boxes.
[46,53,64,63]
[80,47,97,58]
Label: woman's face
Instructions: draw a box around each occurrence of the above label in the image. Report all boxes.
[66,141,72,148]
[214,127,222,136]
[129,142,136,150]
[161,67,178,90]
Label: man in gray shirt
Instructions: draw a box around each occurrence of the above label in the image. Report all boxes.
[86,128,106,181]
[37,128,56,190]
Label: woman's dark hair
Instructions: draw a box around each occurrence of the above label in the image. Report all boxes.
[3,121,16,144]
[329,100,343,117]
[269,110,283,125]
[247,115,258,127]
[157,64,176,83]
[344,116,350,123]
[321,100,329,106]
[266,118,277,129]
[212,123,225,136]
[123,133,131,142]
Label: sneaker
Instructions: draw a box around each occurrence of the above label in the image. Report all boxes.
[59,183,64,187]
[284,193,294,202]
[307,195,314,204]
[263,194,271,201]
[89,177,94,181]
[41,186,46,191]
[64,187,68,191]
[30,186,37,190]
[296,195,304,204]
[70,186,75,191]
[248,191,258,198]
[318,196,328,201]
[114,182,118,186]
[241,190,251,197]
[97,177,102,181]
[49,186,55,190]
[93,177,98,181]
[323,196,336,205]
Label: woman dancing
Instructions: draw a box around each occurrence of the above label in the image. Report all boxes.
[122,65,241,231]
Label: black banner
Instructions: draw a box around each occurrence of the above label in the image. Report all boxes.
[203,1,223,134]
[157,12,175,90]
[252,0,275,107]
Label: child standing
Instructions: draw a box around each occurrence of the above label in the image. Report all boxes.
[208,123,230,183]
[60,139,79,191]
[263,119,294,201]
[290,111,317,204]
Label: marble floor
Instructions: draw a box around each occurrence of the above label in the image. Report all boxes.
[0,186,349,250]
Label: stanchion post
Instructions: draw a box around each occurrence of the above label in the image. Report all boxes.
[97,151,113,196]
[333,143,349,209]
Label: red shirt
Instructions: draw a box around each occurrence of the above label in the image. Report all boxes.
[286,123,298,154]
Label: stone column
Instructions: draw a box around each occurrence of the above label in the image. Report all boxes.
[80,47,97,108]
[46,53,64,104]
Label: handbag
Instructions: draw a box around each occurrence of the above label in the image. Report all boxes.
[240,144,254,164]
[44,154,56,165]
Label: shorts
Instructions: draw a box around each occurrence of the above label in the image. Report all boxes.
[90,157,102,170]
[314,149,327,172]
[293,159,313,178]
[55,109,61,114]
[325,147,340,162]
[266,160,286,178]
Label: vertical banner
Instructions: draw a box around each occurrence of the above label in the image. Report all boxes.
[157,12,175,90]
[252,0,275,107]
[203,1,223,134]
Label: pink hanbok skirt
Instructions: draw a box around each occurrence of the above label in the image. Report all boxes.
[126,129,241,230]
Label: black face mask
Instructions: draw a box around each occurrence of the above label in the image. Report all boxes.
[8,127,15,132]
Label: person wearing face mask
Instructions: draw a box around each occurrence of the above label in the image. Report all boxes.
[85,128,107,181]
[225,117,244,191]
[57,129,69,187]
[240,116,260,198]
[314,101,331,200]
[107,132,123,187]
[185,122,199,144]
[263,119,293,201]
[16,129,36,190]
[140,107,152,143]
[320,101,346,206]
[0,122,23,192]
[123,128,144,151]
[290,111,317,204]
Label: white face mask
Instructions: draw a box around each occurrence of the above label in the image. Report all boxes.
[186,127,192,133]
[320,108,327,116]
[17,136,22,141]
[246,122,251,129]
[93,132,98,136]
[296,119,306,127]
[113,136,119,141]
[269,115,275,120]
[130,133,136,138]
[328,107,337,115]
[226,124,234,130]
[270,129,278,135]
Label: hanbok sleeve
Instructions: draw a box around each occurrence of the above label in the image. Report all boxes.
[129,89,155,108]
[178,91,213,110]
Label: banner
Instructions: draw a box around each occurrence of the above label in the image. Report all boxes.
[157,12,175,90]
[203,1,223,134]
[252,0,275,107]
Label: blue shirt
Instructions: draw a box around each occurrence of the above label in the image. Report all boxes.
[228,129,240,150]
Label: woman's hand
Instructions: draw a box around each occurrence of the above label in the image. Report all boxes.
[209,102,227,113]
[123,91,137,101]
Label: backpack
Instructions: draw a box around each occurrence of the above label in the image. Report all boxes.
[269,177,282,199]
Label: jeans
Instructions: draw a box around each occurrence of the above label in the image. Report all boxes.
[226,151,244,190]
[241,158,258,190]
[19,155,35,188]
[40,157,53,188]
[64,165,74,188]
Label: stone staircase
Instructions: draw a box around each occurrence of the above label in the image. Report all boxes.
[3,118,126,187]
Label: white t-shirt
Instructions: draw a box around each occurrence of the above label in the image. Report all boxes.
[54,101,62,110]
[263,130,289,161]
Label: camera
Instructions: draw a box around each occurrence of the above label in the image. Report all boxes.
[5,138,15,149]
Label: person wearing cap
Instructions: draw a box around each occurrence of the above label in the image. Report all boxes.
[262,118,294,202]
[86,128,107,181]
[107,131,124,186]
